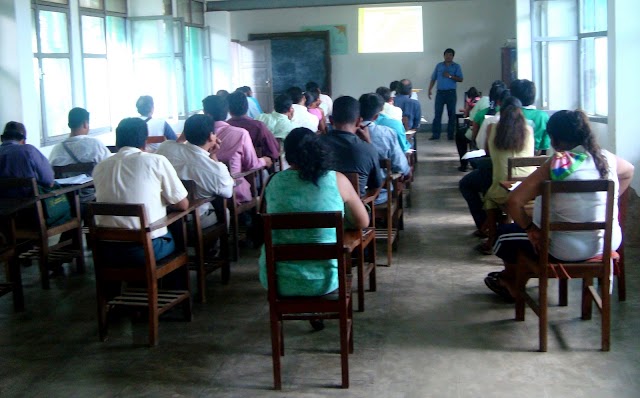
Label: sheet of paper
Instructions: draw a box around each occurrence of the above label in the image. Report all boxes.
[55,174,93,185]
[461,149,486,160]
[508,181,522,191]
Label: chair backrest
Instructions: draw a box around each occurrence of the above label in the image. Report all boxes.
[87,203,149,244]
[107,145,118,154]
[538,179,615,265]
[0,177,38,198]
[146,136,166,145]
[507,155,548,181]
[53,162,95,178]
[262,211,346,301]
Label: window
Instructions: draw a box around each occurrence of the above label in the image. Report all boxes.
[358,6,423,53]
[532,0,608,119]
[32,2,73,144]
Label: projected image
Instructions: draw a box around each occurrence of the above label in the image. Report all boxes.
[358,6,423,53]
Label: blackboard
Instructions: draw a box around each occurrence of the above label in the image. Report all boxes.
[248,31,331,97]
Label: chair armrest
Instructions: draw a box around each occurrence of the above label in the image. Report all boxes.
[231,166,264,180]
[37,181,94,200]
[147,209,190,232]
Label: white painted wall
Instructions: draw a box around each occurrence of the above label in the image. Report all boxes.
[225,0,516,122]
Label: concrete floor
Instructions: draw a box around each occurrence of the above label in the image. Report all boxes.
[1,135,639,397]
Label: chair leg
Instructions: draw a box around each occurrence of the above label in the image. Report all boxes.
[515,269,526,322]
[539,277,548,352]
[74,225,85,274]
[96,280,108,342]
[39,243,50,290]
[368,240,377,292]
[339,309,350,388]
[270,315,282,390]
[616,255,626,302]
[8,256,24,312]
[558,279,568,306]
[357,244,365,312]
[601,276,611,351]
[581,278,593,320]
[148,284,159,347]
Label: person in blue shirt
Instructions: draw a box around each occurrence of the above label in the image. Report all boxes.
[393,79,422,131]
[428,48,464,140]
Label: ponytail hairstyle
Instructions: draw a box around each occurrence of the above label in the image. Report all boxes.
[547,110,609,178]
[494,96,527,152]
[304,90,319,109]
[486,80,507,116]
[284,128,331,186]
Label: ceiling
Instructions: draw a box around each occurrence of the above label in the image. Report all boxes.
[206,0,445,12]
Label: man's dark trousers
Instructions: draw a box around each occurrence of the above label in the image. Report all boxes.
[432,89,457,139]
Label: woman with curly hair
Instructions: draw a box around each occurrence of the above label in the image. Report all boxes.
[484,110,634,301]
[258,127,369,297]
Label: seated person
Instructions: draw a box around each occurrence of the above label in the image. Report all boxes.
[92,118,189,264]
[462,87,481,117]
[320,96,382,198]
[259,127,369,297]
[286,86,319,132]
[485,110,634,301]
[376,86,403,121]
[304,90,327,133]
[305,81,333,123]
[510,79,550,154]
[136,95,177,152]
[375,87,412,153]
[235,86,262,118]
[156,114,234,228]
[393,79,422,131]
[49,107,111,204]
[477,97,535,253]
[226,91,280,162]
[202,95,272,204]
[359,93,411,205]
[256,94,296,140]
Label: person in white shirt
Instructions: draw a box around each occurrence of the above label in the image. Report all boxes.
[49,107,111,204]
[376,87,403,121]
[93,117,188,264]
[256,94,296,140]
[136,95,177,152]
[285,86,319,132]
[305,81,333,123]
[156,114,234,228]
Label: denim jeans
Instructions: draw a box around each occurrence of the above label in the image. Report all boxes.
[458,166,492,230]
[432,90,457,139]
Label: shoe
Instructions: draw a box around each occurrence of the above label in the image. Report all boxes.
[484,276,514,302]
[457,166,468,172]
[474,242,493,255]
[487,271,502,279]
[428,136,440,140]
[309,319,325,331]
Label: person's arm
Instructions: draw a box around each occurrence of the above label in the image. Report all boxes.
[163,121,178,140]
[412,102,422,129]
[336,172,369,230]
[367,153,383,190]
[389,134,411,176]
[169,196,189,211]
[616,155,635,194]
[428,79,436,100]
[428,65,438,99]
[259,123,281,160]
[32,148,55,187]
[158,156,189,210]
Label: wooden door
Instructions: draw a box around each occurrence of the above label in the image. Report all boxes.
[238,40,273,113]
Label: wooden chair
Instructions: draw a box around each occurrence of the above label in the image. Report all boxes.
[181,180,229,303]
[86,203,192,346]
[52,162,95,178]
[0,236,24,312]
[343,172,377,312]
[513,179,616,351]
[107,145,118,154]
[375,159,404,267]
[263,211,353,389]
[227,165,264,261]
[145,135,166,145]
[507,155,548,181]
[0,178,84,289]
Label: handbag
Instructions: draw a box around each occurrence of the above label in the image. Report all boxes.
[38,183,72,227]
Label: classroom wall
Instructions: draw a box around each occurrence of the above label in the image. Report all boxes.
[225,0,516,121]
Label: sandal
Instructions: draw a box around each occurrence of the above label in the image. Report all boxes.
[484,276,514,302]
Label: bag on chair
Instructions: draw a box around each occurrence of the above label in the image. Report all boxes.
[38,183,72,227]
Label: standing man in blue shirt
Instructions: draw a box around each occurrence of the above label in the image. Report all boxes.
[428,48,463,140]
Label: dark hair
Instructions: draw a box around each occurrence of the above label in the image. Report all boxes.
[510,79,536,106]
[216,89,230,99]
[1,121,26,141]
[304,90,319,108]
[487,81,507,116]
[359,93,384,121]
[444,48,455,56]
[286,87,304,104]
[331,96,360,124]
[547,110,608,179]
[399,79,413,96]
[115,118,148,149]
[284,128,330,186]
[68,107,90,129]
[183,114,214,146]
[202,95,229,122]
[376,86,392,102]
[227,91,249,116]
[494,97,527,152]
[466,87,479,99]
[305,81,320,93]
[498,89,511,105]
[235,86,251,95]
[389,80,400,92]
[274,94,293,114]
[136,95,154,116]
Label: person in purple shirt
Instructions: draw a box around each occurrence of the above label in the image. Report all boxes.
[0,121,55,190]
[392,79,422,131]
[226,91,281,163]
[428,48,464,140]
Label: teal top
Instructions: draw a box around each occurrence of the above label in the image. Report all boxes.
[521,108,550,151]
[259,169,344,296]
